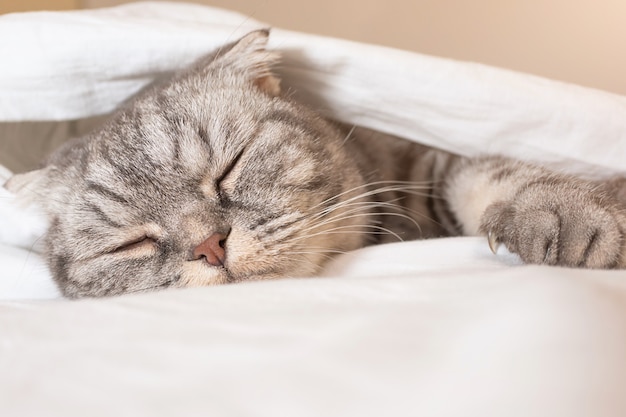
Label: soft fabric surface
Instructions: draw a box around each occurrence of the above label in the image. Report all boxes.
[3,262,626,417]
[1,2,626,416]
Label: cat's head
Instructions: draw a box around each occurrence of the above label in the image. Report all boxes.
[5,31,372,298]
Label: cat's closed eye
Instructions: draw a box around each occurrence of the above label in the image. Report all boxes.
[110,235,157,255]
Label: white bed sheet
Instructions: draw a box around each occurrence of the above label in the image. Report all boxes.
[1,3,626,416]
[2,250,626,417]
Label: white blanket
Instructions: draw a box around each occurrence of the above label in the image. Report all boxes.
[1,2,626,416]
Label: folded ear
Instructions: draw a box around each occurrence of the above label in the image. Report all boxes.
[218,29,281,96]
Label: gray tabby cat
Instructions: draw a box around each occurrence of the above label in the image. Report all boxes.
[6,30,626,298]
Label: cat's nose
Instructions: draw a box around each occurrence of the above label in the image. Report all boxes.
[193,232,228,267]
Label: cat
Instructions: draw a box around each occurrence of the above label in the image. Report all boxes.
[5,30,626,298]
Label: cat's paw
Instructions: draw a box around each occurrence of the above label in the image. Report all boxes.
[479,180,626,268]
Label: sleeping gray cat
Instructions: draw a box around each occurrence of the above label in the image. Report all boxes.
[5,30,626,298]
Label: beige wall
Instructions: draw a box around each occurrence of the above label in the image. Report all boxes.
[9,0,626,95]
[0,0,78,13]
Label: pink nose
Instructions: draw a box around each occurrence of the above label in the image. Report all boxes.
[193,232,228,266]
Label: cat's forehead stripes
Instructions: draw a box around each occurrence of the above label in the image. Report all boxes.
[85,181,129,205]
[82,202,123,229]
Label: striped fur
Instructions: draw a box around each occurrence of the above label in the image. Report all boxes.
[6,31,626,298]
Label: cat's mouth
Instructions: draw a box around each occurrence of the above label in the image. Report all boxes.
[179,255,296,287]
[179,259,230,286]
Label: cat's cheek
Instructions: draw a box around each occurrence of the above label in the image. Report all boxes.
[179,262,229,287]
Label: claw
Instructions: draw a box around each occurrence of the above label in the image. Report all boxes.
[543,245,552,264]
[487,231,500,254]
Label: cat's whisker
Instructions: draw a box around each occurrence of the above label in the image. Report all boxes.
[316,211,421,235]
[269,253,328,275]
[341,125,357,145]
[295,206,388,237]
[285,223,403,244]
[284,224,369,243]
[305,197,426,224]
[312,186,436,220]
[283,250,340,260]
[310,180,435,212]
[302,195,438,233]
[302,200,393,226]
[287,244,349,255]
[299,205,423,237]
[304,186,436,228]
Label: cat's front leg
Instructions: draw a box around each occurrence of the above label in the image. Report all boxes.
[445,156,626,268]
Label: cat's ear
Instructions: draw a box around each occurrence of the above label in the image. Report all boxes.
[3,168,49,201]
[220,29,281,96]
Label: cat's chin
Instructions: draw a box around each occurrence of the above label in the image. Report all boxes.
[176,257,323,288]
[179,260,233,286]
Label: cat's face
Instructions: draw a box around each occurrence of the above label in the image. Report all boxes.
[7,31,371,298]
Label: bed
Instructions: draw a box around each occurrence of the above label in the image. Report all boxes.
[1,2,626,416]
